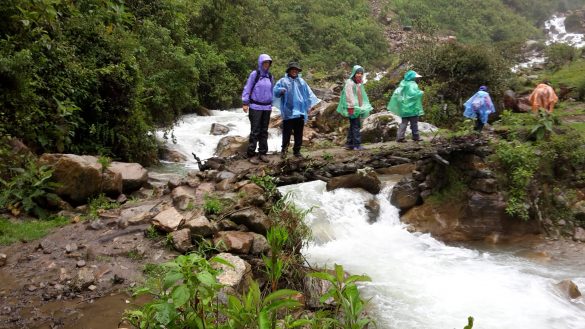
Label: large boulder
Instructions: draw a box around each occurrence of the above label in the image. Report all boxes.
[215,136,248,157]
[402,191,540,242]
[326,168,382,194]
[109,162,148,193]
[214,231,254,254]
[210,123,230,135]
[160,146,188,162]
[390,177,420,210]
[228,207,271,234]
[360,112,399,143]
[39,154,122,204]
[503,90,519,112]
[311,102,344,134]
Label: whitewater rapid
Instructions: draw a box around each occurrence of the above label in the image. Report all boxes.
[279,180,585,329]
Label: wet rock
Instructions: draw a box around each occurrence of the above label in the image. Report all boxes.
[73,268,95,291]
[228,208,271,234]
[215,219,239,232]
[65,243,78,254]
[238,183,266,207]
[216,171,236,182]
[376,163,415,175]
[88,220,105,230]
[59,268,71,282]
[503,90,518,111]
[213,253,252,294]
[39,154,123,203]
[360,112,399,143]
[572,201,585,222]
[215,136,248,157]
[214,231,254,254]
[312,102,345,134]
[390,177,420,210]
[171,229,193,253]
[116,194,128,204]
[160,146,188,162]
[76,260,86,268]
[555,279,582,299]
[109,162,148,193]
[210,123,230,135]
[152,207,184,232]
[0,254,6,267]
[573,227,585,242]
[88,285,97,291]
[250,233,269,255]
[184,216,214,237]
[216,179,234,191]
[195,106,212,116]
[326,168,382,195]
[365,199,381,224]
[25,284,38,292]
[171,186,197,211]
[470,178,497,194]
[119,204,157,226]
[304,274,334,309]
[269,114,283,129]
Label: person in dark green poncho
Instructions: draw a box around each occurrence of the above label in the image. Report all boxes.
[336,65,373,150]
[387,70,424,143]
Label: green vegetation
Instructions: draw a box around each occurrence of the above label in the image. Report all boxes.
[383,0,541,43]
[308,264,374,329]
[251,174,278,197]
[0,160,60,218]
[86,193,119,220]
[492,110,585,221]
[0,215,68,245]
[545,59,585,101]
[0,0,388,167]
[203,194,223,215]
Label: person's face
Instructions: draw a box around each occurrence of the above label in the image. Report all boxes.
[289,68,299,77]
[354,71,363,80]
[262,61,271,70]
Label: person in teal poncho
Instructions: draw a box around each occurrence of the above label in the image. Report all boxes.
[273,62,319,158]
[387,70,424,143]
[336,65,373,150]
[463,86,495,132]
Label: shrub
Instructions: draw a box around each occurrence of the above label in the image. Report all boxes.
[545,43,580,70]
[0,160,60,218]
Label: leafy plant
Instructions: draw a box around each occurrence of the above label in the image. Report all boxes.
[0,160,60,218]
[203,194,223,215]
[250,174,278,197]
[224,281,302,329]
[86,193,119,221]
[322,152,334,161]
[530,110,555,141]
[309,264,374,329]
[125,253,229,328]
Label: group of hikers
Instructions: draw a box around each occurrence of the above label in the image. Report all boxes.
[241,54,559,164]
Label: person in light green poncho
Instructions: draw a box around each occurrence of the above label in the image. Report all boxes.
[336,65,373,150]
[387,70,424,142]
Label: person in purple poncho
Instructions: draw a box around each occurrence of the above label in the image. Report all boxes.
[241,54,274,164]
[463,86,496,133]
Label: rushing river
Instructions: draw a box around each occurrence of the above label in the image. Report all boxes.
[158,108,585,328]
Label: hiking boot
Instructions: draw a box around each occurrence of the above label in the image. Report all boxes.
[248,156,260,165]
[259,154,270,163]
[353,146,365,151]
[344,145,353,150]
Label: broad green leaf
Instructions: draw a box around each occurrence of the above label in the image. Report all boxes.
[171,285,190,307]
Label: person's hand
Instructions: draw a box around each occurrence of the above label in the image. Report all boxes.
[280,88,286,96]
[348,108,354,116]
[243,104,249,113]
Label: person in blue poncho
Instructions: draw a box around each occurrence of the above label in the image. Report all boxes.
[273,62,319,159]
[463,86,496,132]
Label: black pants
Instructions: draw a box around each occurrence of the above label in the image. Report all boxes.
[475,117,484,132]
[346,117,361,147]
[282,117,304,155]
[247,109,271,156]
